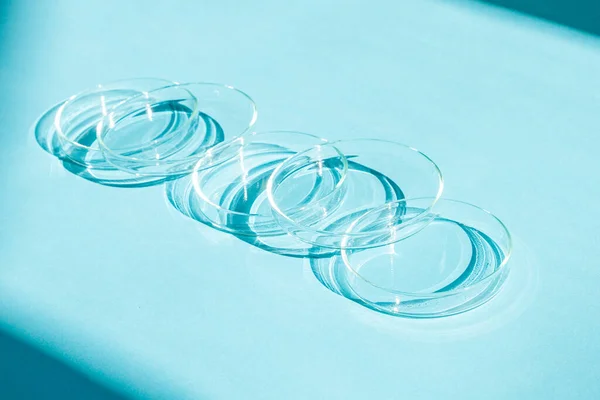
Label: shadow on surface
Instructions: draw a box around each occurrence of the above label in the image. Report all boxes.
[0,0,12,46]
[475,0,600,37]
[165,158,405,259]
[33,103,170,188]
[313,237,538,338]
[165,171,337,259]
[0,327,131,400]
[164,135,522,319]
[34,99,223,188]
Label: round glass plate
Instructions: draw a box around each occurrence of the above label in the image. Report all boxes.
[54,78,173,169]
[97,82,257,177]
[267,139,443,249]
[165,131,344,258]
[337,198,512,318]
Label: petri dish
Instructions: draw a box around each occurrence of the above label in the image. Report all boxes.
[54,78,173,169]
[35,95,170,186]
[165,131,345,258]
[34,102,68,158]
[96,82,257,177]
[339,198,513,318]
[267,139,443,249]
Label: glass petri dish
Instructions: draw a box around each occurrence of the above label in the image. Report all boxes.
[267,139,443,249]
[96,82,257,177]
[34,102,68,158]
[165,131,345,258]
[54,78,174,169]
[339,198,513,318]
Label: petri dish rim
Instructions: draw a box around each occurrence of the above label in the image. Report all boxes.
[266,138,444,240]
[341,197,513,299]
[95,81,258,169]
[191,130,337,219]
[53,77,175,152]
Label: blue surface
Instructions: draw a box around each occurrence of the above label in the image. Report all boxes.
[1,0,599,398]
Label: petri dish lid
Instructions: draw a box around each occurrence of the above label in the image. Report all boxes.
[339,198,513,317]
[35,101,170,187]
[165,131,346,258]
[267,139,444,249]
[96,82,257,177]
[54,78,174,169]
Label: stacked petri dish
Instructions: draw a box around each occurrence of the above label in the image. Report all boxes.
[35,79,258,185]
[264,140,511,318]
[36,78,512,318]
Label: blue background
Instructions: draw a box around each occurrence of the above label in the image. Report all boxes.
[1,0,599,398]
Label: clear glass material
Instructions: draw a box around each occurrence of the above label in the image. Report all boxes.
[336,198,513,318]
[96,82,257,177]
[165,131,345,258]
[54,78,173,169]
[267,139,443,249]
[34,99,171,187]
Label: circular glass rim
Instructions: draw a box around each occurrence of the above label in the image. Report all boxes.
[340,198,513,298]
[266,138,444,240]
[95,81,258,169]
[53,77,175,151]
[191,130,330,219]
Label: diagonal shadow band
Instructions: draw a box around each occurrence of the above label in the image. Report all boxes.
[473,0,600,38]
[0,327,131,400]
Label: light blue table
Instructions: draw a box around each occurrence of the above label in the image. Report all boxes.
[1,0,599,398]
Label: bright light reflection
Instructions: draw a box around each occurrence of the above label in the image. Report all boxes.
[145,103,153,121]
[100,95,107,116]
[315,145,323,177]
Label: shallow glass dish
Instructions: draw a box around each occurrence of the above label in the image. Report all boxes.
[35,100,171,187]
[97,82,257,177]
[54,78,173,169]
[337,198,512,318]
[165,131,345,258]
[267,139,443,249]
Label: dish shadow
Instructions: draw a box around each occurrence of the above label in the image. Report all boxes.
[33,99,221,188]
[164,143,519,320]
[318,236,538,340]
[0,327,131,400]
[165,158,406,259]
[33,103,171,188]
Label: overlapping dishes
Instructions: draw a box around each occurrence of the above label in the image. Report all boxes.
[36,79,512,318]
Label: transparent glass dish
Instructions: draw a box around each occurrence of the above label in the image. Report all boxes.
[335,198,513,318]
[54,78,173,169]
[267,139,443,249]
[96,82,257,177]
[165,131,345,258]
